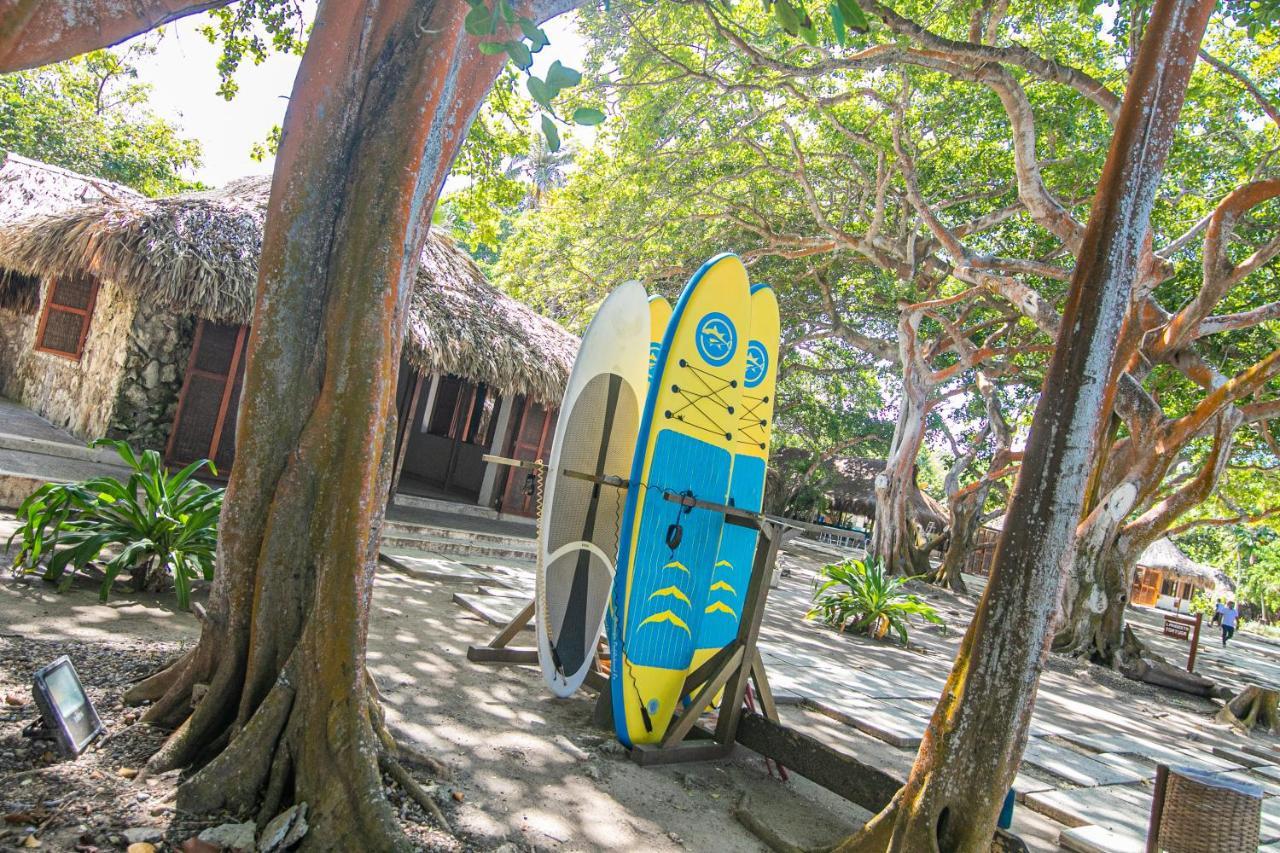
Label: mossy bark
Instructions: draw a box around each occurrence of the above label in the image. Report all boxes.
[117,0,572,846]
[833,0,1214,847]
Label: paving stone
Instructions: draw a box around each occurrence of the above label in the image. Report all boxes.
[803,696,926,749]
[1093,752,1158,782]
[1212,744,1273,769]
[1057,730,1242,773]
[452,592,532,629]
[1058,823,1145,853]
[1023,784,1152,835]
[1021,739,1147,787]
[1011,772,1056,801]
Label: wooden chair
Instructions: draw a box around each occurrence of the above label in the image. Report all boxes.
[1145,764,1262,852]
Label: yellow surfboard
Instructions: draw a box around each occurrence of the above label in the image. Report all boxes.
[648,295,672,383]
[689,283,780,686]
[610,255,750,746]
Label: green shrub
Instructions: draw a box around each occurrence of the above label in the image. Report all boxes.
[7,440,222,610]
[807,558,943,645]
[1187,590,1217,619]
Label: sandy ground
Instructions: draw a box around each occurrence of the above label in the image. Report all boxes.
[0,546,862,851]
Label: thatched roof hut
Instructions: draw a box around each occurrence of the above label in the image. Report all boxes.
[0,175,574,404]
[0,159,576,517]
[0,152,140,224]
[1138,538,1233,591]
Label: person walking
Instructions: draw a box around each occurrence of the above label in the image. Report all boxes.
[1221,600,1239,647]
[1212,597,1225,627]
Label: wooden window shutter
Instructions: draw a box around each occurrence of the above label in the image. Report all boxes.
[35,273,99,359]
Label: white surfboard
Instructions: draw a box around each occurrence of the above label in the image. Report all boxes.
[537,281,649,697]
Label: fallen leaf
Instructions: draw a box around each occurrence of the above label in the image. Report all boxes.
[116,767,138,779]
[126,844,157,853]
[4,812,41,825]
[21,835,41,848]
[451,791,464,802]
[5,693,25,706]
[180,837,220,853]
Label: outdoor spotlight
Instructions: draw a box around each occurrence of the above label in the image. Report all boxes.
[31,656,104,757]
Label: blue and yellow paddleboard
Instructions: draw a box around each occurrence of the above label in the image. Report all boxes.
[648,295,672,383]
[688,283,779,684]
[610,255,750,746]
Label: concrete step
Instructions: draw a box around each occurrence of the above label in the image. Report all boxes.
[382,536,536,566]
[381,519,534,550]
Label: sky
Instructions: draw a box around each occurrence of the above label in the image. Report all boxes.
[130,10,590,187]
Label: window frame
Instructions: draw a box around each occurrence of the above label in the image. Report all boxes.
[34,273,100,360]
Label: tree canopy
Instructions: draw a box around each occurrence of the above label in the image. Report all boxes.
[0,44,202,195]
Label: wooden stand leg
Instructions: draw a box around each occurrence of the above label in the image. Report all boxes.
[628,521,783,766]
[467,599,537,663]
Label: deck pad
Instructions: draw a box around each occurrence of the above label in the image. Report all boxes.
[689,283,779,688]
[610,255,750,746]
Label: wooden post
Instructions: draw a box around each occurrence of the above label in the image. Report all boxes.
[388,371,424,500]
[1187,612,1203,673]
[1146,764,1170,853]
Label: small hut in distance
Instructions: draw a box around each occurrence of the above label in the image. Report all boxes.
[0,157,577,518]
[1129,538,1233,613]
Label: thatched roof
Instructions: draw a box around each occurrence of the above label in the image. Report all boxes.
[824,456,950,530]
[0,152,141,224]
[0,172,575,405]
[1138,538,1234,590]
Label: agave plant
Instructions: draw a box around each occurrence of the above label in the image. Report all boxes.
[807,558,943,646]
[7,440,223,610]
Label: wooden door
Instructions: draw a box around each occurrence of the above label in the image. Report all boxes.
[499,398,557,516]
[167,321,248,471]
[1131,568,1160,607]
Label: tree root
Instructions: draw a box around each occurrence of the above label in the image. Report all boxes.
[732,794,831,853]
[380,753,450,831]
[124,649,195,705]
[1115,626,1217,697]
[366,671,451,779]
[1216,685,1280,734]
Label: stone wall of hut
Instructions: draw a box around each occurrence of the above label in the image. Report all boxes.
[0,276,136,440]
[106,301,195,453]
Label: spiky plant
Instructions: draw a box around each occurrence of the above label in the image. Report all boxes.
[807,558,943,645]
[7,440,222,610]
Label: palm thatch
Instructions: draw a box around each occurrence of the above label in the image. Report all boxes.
[0,151,140,224]
[0,173,575,404]
[1138,538,1234,591]
[0,152,141,312]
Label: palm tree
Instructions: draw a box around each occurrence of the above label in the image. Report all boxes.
[506,133,573,208]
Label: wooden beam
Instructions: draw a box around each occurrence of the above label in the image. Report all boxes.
[734,712,900,812]
[466,647,538,664]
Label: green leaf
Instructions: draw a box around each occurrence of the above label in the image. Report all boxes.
[829,1,846,45]
[835,0,869,32]
[478,41,508,55]
[464,3,495,36]
[497,0,516,24]
[799,19,819,45]
[506,40,533,69]
[520,19,550,51]
[545,60,582,91]
[527,75,553,108]
[774,0,802,34]
[572,107,606,126]
[541,114,561,153]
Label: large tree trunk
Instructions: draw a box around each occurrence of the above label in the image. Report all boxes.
[1052,500,1133,663]
[935,492,981,593]
[873,370,929,574]
[835,0,1214,847]
[114,0,570,846]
